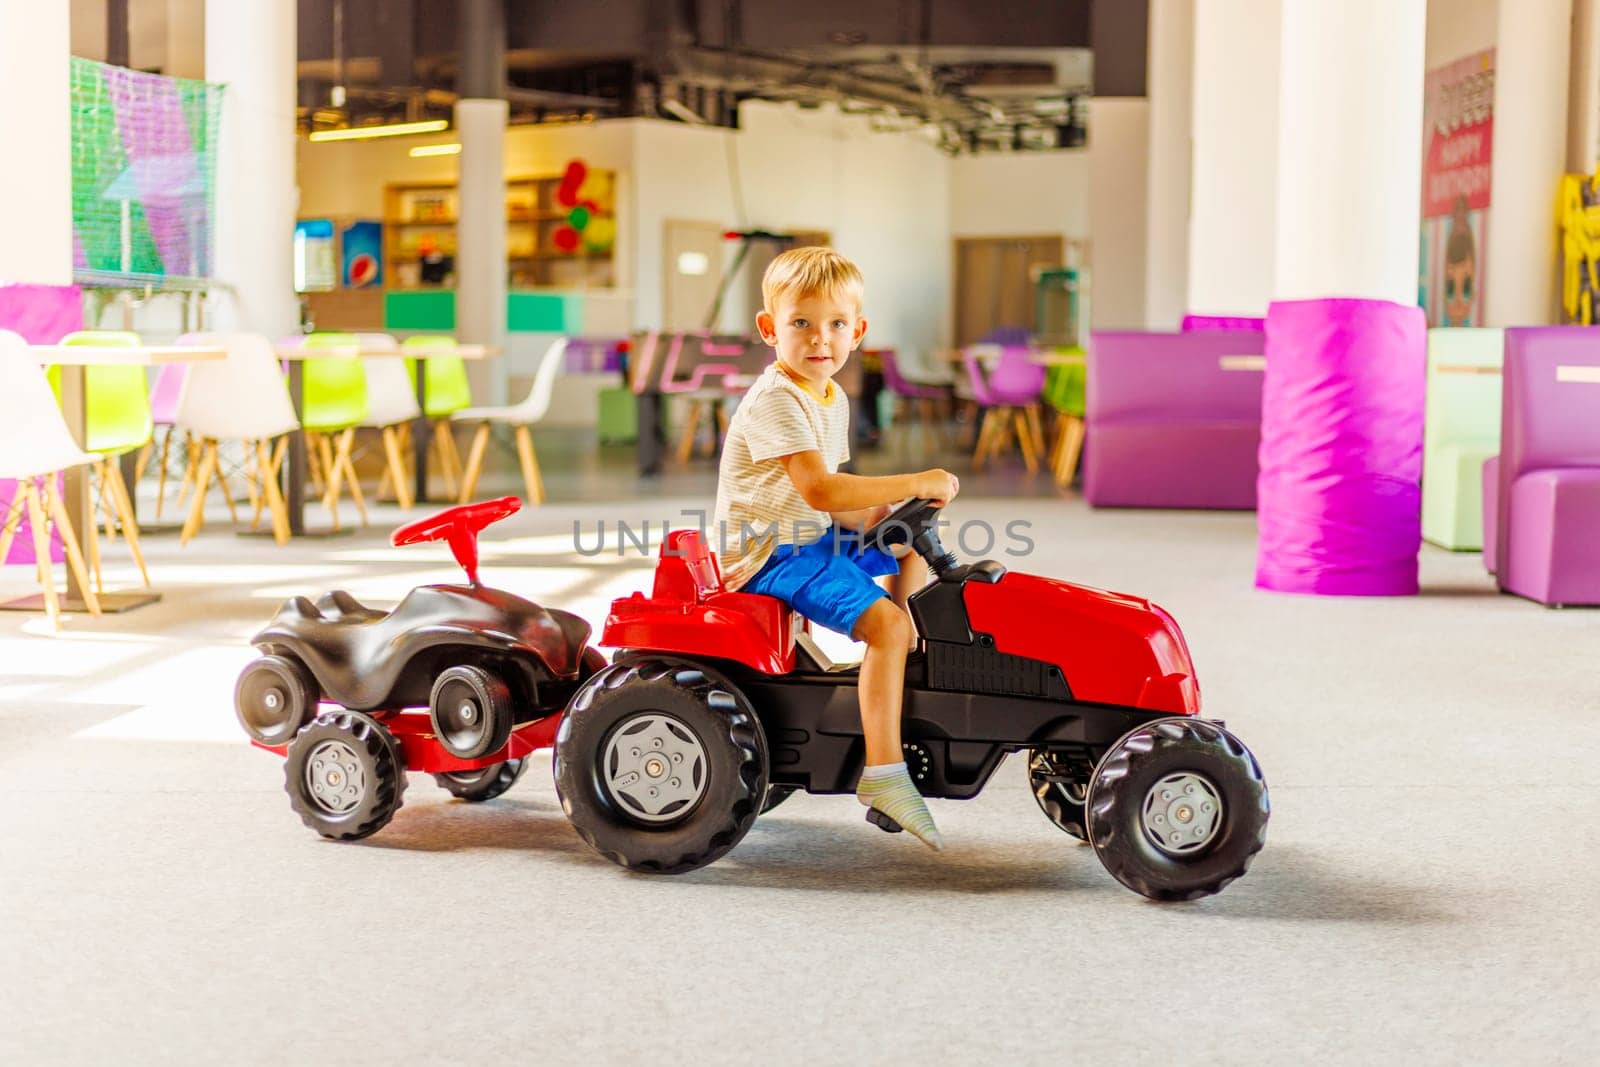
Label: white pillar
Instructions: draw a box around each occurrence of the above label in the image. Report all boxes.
[1274,0,1426,302]
[457,99,509,406]
[1188,0,1280,318]
[1144,0,1194,330]
[1087,98,1150,329]
[0,4,71,285]
[206,0,298,335]
[1486,0,1572,325]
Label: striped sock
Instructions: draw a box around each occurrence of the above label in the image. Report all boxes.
[857,762,944,851]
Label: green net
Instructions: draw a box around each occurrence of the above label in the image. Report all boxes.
[70,57,224,281]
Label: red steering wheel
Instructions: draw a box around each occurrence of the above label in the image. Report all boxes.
[391,496,521,586]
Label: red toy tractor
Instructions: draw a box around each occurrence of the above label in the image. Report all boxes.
[554,500,1270,900]
[234,498,603,840]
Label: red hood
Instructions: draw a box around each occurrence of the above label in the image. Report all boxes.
[963,573,1200,715]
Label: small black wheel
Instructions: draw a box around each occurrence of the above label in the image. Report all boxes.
[284,710,407,840]
[433,758,528,802]
[1028,749,1089,842]
[235,654,319,746]
[1086,718,1269,901]
[553,656,768,874]
[761,785,797,814]
[429,665,513,760]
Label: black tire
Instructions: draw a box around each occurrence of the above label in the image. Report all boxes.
[429,665,513,760]
[284,710,408,840]
[433,758,528,802]
[235,654,319,746]
[1027,749,1089,842]
[580,646,608,679]
[761,785,797,814]
[1085,718,1269,902]
[553,657,768,874]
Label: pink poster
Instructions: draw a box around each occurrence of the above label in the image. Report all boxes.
[1420,50,1494,327]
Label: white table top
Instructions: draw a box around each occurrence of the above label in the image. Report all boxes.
[275,340,495,360]
[31,344,226,366]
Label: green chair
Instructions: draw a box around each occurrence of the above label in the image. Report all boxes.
[1043,347,1087,488]
[54,330,152,590]
[301,332,371,529]
[402,335,471,498]
[1423,328,1504,550]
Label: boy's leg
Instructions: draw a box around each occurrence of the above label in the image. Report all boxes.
[854,599,912,765]
[887,549,927,612]
[853,599,942,850]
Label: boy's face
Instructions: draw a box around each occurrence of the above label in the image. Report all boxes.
[756,289,868,389]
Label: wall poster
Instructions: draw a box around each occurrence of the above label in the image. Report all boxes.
[1420,49,1494,327]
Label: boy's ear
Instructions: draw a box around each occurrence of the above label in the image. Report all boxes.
[755,309,777,345]
[851,316,869,349]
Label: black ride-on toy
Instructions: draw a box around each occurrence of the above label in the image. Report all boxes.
[555,500,1269,900]
[235,497,605,839]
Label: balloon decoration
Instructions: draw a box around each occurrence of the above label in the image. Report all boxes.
[550,159,615,254]
[551,226,581,253]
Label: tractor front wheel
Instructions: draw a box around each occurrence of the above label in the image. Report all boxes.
[1085,718,1268,901]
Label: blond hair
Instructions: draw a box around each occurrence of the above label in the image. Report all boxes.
[761,246,864,315]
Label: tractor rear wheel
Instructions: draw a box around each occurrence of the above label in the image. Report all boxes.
[554,657,768,874]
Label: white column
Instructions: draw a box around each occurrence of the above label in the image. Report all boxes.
[1274,0,1426,302]
[1087,98,1150,329]
[1144,0,1194,330]
[206,0,298,335]
[1187,0,1280,318]
[1487,0,1572,325]
[0,4,71,285]
[456,98,509,406]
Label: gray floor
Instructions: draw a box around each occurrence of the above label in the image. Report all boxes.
[1,427,1597,1065]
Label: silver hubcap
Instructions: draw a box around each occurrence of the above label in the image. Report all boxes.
[601,713,708,824]
[305,740,366,816]
[1141,772,1223,855]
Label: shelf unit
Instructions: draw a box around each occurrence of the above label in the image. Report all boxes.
[383,171,616,290]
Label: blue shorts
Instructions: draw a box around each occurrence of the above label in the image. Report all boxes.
[743,527,901,638]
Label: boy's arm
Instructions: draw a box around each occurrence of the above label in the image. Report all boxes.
[779,450,958,513]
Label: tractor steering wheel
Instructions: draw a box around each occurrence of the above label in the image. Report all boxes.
[860,498,958,577]
[392,496,521,586]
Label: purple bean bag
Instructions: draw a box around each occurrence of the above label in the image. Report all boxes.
[1256,299,1426,596]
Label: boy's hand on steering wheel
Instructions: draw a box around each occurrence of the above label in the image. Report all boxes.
[916,469,960,506]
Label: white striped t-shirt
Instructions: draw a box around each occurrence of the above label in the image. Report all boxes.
[713,363,851,590]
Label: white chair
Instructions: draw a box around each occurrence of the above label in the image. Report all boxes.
[172,333,302,545]
[0,330,103,628]
[358,355,423,510]
[454,337,568,504]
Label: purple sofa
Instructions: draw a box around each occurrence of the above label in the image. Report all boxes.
[1084,330,1266,509]
[1496,327,1600,606]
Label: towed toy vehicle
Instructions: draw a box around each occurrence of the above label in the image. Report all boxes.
[234,497,604,839]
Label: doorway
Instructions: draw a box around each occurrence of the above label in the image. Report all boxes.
[662,220,728,331]
[953,235,1065,345]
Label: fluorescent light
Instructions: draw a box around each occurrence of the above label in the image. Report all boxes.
[677,251,709,276]
[410,143,462,157]
[309,119,449,142]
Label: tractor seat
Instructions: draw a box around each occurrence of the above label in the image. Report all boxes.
[610,529,797,674]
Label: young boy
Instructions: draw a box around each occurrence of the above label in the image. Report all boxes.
[713,247,959,850]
